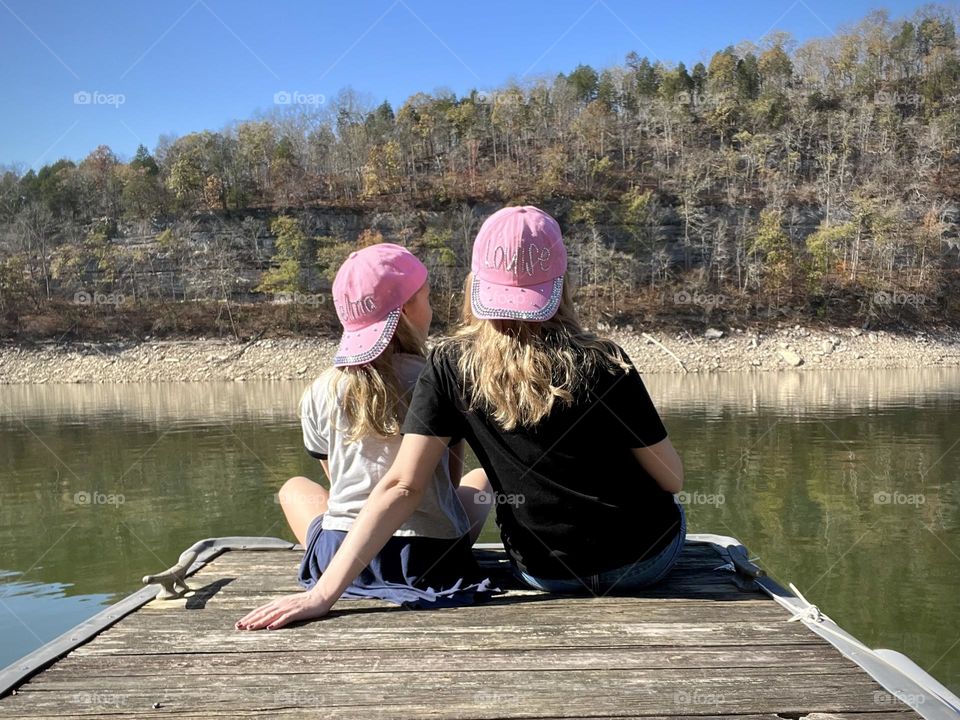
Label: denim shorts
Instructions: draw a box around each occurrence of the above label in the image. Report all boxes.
[514,503,686,594]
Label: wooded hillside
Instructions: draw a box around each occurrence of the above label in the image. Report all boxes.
[2,6,959,339]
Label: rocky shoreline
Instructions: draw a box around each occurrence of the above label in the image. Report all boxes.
[1,326,959,385]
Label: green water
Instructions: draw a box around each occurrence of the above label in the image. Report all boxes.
[1,371,958,692]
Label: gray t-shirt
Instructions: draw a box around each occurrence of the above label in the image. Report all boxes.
[299,353,469,539]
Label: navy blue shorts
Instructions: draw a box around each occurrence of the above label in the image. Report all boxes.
[298,515,497,608]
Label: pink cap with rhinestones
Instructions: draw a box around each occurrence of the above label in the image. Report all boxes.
[470,206,567,321]
[331,243,427,366]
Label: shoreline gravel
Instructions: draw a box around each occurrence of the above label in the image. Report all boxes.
[2,325,959,384]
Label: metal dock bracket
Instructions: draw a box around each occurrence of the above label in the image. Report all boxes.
[142,547,200,600]
[141,536,298,600]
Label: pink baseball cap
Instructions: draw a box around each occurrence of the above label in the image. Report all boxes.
[331,243,428,367]
[471,206,567,321]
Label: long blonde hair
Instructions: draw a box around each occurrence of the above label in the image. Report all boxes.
[445,272,629,431]
[328,313,425,441]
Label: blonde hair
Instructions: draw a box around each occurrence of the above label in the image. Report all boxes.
[445,272,629,430]
[327,312,426,442]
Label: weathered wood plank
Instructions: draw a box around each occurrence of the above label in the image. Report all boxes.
[72,616,825,656]
[133,597,788,622]
[24,665,871,692]
[3,668,910,717]
[38,645,859,679]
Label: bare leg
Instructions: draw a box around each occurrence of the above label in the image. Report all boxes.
[456,468,493,545]
[278,476,330,546]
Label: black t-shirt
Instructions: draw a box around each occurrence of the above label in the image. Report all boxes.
[401,341,682,579]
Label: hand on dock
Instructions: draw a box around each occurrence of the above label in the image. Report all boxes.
[235,590,332,631]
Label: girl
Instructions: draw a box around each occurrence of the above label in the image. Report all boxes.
[259,243,494,611]
[237,208,684,630]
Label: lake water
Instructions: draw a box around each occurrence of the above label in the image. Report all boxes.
[1,370,958,693]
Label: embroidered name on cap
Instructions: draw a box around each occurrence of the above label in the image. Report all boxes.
[336,293,378,321]
[483,243,552,278]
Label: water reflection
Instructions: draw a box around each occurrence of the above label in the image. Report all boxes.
[0,381,303,424]
[648,368,960,414]
[3,368,960,422]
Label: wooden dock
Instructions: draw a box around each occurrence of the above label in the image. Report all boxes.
[0,535,949,719]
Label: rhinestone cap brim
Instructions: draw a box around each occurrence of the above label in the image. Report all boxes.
[470,275,563,322]
[333,307,401,367]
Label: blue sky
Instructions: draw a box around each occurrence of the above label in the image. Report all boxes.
[0,0,933,170]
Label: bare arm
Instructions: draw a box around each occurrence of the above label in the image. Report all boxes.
[237,433,447,630]
[632,437,684,494]
[319,459,331,482]
[310,433,447,603]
